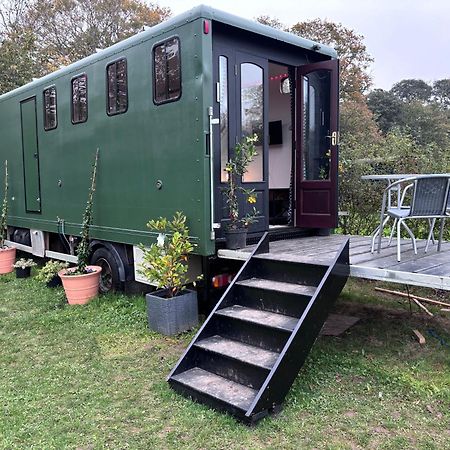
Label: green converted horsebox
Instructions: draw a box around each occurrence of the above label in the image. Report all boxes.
[0,5,339,300]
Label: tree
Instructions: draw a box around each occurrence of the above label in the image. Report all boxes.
[432,79,450,108]
[290,19,373,101]
[390,79,432,103]
[367,88,403,134]
[26,0,171,70]
[0,0,171,92]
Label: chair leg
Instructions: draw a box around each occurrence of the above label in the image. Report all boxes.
[425,218,436,253]
[388,218,397,246]
[428,218,436,244]
[438,218,446,252]
[402,221,417,254]
[397,218,402,262]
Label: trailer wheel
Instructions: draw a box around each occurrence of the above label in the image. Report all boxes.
[90,247,122,294]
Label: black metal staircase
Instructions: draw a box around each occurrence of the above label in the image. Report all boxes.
[168,233,350,423]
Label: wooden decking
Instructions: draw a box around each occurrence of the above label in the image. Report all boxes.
[218,234,450,291]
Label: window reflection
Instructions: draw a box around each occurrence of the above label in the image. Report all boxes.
[72,74,87,124]
[43,86,57,130]
[153,37,181,104]
[219,56,229,182]
[302,70,331,180]
[241,63,263,183]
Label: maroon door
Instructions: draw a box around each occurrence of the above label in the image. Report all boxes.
[296,59,339,229]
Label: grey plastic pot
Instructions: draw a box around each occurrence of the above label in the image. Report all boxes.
[145,288,198,336]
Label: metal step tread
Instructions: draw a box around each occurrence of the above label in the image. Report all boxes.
[215,305,298,332]
[236,277,316,296]
[195,335,279,370]
[171,367,257,411]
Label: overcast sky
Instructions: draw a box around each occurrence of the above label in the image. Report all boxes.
[158,0,450,90]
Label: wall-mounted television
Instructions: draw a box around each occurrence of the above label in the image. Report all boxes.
[269,120,283,146]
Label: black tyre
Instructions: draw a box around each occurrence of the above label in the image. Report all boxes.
[90,247,122,294]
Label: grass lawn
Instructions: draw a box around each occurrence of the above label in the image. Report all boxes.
[0,272,449,450]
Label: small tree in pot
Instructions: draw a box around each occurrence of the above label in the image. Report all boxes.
[139,212,199,335]
[59,150,102,305]
[223,135,260,249]
[0,160,16,274]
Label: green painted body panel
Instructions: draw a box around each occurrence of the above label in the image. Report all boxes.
[0,17,214,255]
[20,97,41,212]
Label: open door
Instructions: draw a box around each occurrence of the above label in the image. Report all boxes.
[296,59,338,229]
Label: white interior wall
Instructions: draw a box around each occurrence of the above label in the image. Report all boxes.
[268,64,292,189]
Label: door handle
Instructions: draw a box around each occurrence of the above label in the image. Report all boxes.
[326,132,339,146]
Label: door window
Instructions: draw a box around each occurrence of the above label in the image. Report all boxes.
[219,56,229,182]
[302,70,331,180]
[240,63,263,182]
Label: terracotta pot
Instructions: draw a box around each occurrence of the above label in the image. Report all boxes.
[0,246,16,274]
[58,265,102,305]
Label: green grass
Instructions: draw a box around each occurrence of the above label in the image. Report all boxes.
[1,273,449,450]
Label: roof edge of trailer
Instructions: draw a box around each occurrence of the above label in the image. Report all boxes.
[196,4,337,59]
[0,4,337,101]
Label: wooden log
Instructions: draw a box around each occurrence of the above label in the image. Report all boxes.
[441,308,450,312]
[411,297,434,317]
[412,329,426,344]
[375,287,450,308]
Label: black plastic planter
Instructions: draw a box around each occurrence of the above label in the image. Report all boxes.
[46,276,62,288]
[15,267,31,278]
[225,228,247,250]
[146,289,198,335]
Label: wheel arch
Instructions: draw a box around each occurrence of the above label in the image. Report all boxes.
[89,240,131,283]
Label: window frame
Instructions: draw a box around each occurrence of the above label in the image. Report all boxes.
[152,36,182,106]
[71,73,88,125]
[43,85,58,131]
[106,57,128,116]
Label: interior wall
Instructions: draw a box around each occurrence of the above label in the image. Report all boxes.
[268,63,292,189]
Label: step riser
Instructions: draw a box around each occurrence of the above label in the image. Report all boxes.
[247,259,326,286]
[193,348,269,390]
[169,380,254,422]
[234,285,310,318]
[211,315,289,353]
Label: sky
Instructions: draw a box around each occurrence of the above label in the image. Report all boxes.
[158,0,450,90]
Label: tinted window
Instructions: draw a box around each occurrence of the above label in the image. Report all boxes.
[107,59,128,115]
[43,86,57,130]
[153,37,181,104]
[71,74,88,123]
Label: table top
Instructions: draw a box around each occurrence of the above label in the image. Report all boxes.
[361,173,450,181]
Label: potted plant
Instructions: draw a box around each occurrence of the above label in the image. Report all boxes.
[139,212,199,335]
[223,135,260,249]
[59,150,102,305]
[0,160,16,274]
[36,260,69,287]
[13,258,37,278]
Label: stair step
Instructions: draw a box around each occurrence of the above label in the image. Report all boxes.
[171,367,257,411]
[215,305,298,332]
[195,335,279,370]
[236,278,316,296]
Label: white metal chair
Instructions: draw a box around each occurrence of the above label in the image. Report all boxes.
[376,175,450,261]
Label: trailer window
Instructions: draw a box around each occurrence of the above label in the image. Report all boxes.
[107,59,128,115]
[153,37,181,104]
[71,74,88,124]
[43,86,57,130]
